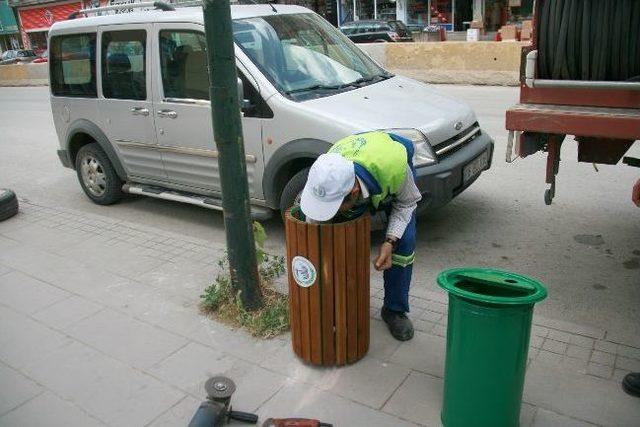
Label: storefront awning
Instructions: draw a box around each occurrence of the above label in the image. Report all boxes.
[0,0,18,35]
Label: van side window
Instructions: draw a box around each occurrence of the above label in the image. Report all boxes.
[101,30,146,100]
[159,30,209,100]
[50,33,97,97]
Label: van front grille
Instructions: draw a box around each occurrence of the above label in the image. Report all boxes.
[432,122,481,159]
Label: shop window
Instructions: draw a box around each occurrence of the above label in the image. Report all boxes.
[101,30,146,100]
[50,33,97,98]
[159,30,209,100]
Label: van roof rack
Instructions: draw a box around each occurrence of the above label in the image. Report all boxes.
[68,1,175,19]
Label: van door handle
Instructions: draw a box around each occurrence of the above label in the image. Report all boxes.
[157,110,178,119]
[130,107,149,116]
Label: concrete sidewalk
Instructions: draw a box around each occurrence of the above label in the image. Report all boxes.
[0,200,638,427]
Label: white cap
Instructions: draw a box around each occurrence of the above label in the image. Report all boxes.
[300,153,355,222]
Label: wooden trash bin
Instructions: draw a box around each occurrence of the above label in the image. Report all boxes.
[285,210,371,366]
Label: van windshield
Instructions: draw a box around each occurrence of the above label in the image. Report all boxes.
[233,13,392,101]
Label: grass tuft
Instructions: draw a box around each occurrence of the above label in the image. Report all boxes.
[199,223,289,339]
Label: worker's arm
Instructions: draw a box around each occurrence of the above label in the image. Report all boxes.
[375,167,421,271]
[633,179,640,207]
[386,166,422,240]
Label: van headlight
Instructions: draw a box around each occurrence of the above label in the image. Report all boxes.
[385,128,437,167]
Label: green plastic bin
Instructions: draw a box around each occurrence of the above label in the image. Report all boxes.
[437,268,547,427]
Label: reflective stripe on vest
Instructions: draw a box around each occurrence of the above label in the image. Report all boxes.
[329,132,408,208]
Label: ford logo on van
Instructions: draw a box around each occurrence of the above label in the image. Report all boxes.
[454,121,463,131]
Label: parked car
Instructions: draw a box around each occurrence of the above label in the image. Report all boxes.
[49,5,493,219]
[0,49,37,65]
[33,49,48,63]
[340,20,413,43]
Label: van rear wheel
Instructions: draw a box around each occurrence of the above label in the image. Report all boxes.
[279,168,310,219]
[75,143,123,205]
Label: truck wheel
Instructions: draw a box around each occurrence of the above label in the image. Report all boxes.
[279,168,310,218]
[75,143,123,205]
[0,189,19,221]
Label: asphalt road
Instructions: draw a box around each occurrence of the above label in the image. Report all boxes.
[1,85,638,340]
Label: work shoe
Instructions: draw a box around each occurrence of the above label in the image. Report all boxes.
[381,306,414,341]
[622,372,640,398]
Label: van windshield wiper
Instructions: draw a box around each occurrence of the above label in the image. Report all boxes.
[285,83,353,95]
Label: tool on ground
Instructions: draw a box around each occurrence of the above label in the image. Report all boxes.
[188,376,258,427]
[261,418,333,427]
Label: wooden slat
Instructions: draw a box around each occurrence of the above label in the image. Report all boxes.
[320,225,335,365]
[307,224,322,365]
[345,221,358,363]
[356,215,369,358]
[296,221,311,361]
[285,214,302,357]
[363,215,371,354]
[333,223,347,365]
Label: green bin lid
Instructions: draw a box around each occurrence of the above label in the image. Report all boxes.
[437,267,547,305]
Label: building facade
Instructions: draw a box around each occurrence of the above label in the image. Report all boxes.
[0,0,19,52]
[331,0,533,31]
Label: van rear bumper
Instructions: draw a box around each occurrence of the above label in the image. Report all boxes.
[414,131,494,215]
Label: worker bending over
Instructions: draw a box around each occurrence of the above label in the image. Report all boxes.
[300,131,421,341]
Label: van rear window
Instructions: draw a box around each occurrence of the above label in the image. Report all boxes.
[50,33,97,98]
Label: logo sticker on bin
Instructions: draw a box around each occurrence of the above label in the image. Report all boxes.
[292,256,317,288]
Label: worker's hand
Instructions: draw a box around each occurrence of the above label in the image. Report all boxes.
[375,242,394,271]
[633,179,640,207]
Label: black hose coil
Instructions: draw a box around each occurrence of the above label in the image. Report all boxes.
[537,0,640,81]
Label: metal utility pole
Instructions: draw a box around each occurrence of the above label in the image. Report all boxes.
[203,0,263,310]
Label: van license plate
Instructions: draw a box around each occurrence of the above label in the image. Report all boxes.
[463,150,489,184]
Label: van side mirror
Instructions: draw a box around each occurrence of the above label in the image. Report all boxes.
[237,77,254,112]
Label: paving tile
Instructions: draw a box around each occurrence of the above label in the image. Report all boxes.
[616,356,640,372]
[0,306,72,369]
[0,391,105,427]
[566,345,591,362]
[529,335,544,349]
[524,357,640,426]
[136,259,219,297]
[389,331,446,378]
[542,339,568,355]
[531,325,550,338]
[586,362,613,379]
[533,318,605,340]
[593,340,617,354]
[0,223,88,254]
[64,308,188,369]
[0,363,43,416]
[613,368,631,383]
[258,381,417,427]
[314,357,410,409]
[0,270,69,315]
[616,344,640,360]
[382,370,442,426]
[590,350,615,366]
[420,310,444,323]
[368,319,402,360]
[569,335,595,349]
[32,295,104,330]
[0,244,135,303]
[150,342,286,411]
[63,238,166,279]
[22,340,185,427]
[547,330,573,343]
[520,402,538,427]
[532,408,599,427]
[148,395,202,427]
[603,330,640,350]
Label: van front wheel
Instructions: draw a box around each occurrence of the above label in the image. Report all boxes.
[279,167,310,218]
[75,143,123,205]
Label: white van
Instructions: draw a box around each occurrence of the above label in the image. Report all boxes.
[49,3,493,219]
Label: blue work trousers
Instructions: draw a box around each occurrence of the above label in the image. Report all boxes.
[382,212,416,313]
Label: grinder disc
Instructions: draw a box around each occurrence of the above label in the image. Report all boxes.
[205,376,236,400]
